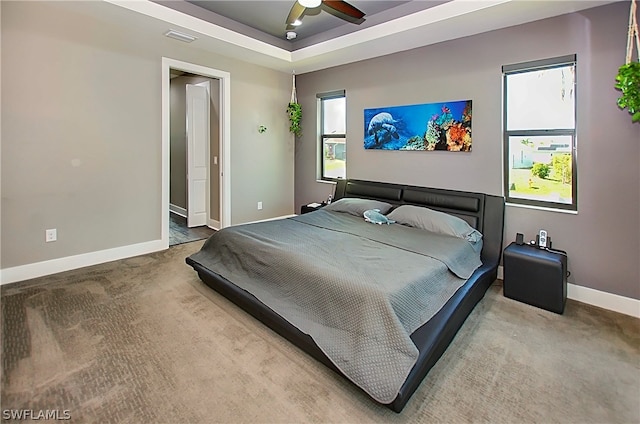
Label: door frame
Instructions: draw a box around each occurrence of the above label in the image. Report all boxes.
[162,57,231,248]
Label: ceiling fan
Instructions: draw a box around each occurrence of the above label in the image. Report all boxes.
[286,0,366,30]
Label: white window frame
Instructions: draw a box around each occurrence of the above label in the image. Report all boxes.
[502,55,578,212]
[318,90,346,181]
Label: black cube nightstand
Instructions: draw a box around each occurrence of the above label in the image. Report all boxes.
[503,242,568,314]
[300,202,326,214]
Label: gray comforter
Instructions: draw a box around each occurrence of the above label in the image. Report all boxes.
[188,209,482,403]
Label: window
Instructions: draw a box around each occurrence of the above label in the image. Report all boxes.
[503,55,577,211]
[319,91,346,180]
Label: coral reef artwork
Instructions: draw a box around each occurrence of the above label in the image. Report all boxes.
[364,100,472,151]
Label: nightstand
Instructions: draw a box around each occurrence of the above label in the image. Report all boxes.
[300,202,326,214]
[503,242,568,314]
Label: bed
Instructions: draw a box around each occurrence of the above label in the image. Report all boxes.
[185,179,505,412]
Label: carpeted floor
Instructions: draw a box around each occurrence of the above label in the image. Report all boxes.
[1,241,639,423]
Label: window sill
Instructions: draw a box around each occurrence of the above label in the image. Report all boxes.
[506,202,578,215]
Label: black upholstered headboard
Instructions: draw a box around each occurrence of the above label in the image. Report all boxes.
[333,179,505,267]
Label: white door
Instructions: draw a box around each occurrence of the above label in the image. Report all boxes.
[186,82,210,227]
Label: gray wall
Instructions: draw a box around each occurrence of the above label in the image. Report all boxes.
[1,1,294,269]
[295,2,640,300]
[170,74,220,222]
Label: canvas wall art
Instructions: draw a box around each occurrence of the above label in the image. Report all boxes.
[364,100,472,151]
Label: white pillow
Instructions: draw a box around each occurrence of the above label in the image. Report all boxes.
[387,204,483,243]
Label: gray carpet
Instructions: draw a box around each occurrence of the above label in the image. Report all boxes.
[1,241,639,423]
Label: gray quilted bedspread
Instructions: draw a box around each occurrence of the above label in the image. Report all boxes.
[188,209,482,403]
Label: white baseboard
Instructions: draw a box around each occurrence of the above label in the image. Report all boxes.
[169,204,187,217]
[208,218,220,231]
[3,246,637,319]
[0,214,294,285]
[567,284,640,319]
[497,265,639,318]
[0,239,167,285]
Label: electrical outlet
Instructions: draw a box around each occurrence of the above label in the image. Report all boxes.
[45,229,57,242]
[257,201,263,210]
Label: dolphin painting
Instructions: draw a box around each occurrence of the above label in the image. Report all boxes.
[367,112,399,145]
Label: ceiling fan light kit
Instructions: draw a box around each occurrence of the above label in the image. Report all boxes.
[299,0,321,8]
[286,0,366,33]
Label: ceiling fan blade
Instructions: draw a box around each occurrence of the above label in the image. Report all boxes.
[286,2,306,25]
[321,0,365,20]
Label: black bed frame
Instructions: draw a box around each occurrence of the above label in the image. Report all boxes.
[186,179,505,412]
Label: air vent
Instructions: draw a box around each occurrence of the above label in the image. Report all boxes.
[164,30,197,43]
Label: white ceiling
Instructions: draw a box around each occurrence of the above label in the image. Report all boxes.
[100,0,617,74]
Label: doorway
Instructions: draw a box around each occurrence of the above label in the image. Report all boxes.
[169,76,213,229]
[168,75,214,246]
[161,58,231,249]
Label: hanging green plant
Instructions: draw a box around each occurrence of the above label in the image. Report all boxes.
[615,62,640,123]
[616,0,639,123]
[287,102,303,137]
[287,72,303,137]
